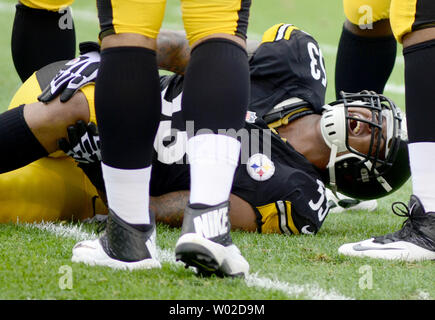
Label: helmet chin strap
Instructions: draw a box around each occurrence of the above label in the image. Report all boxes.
[327,144,339,197]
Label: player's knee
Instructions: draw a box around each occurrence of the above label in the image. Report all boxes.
[402,27,435,48]
[344,18,393,37]
[40,91,90,127]
[100,33,157,51]
[191,33,246,50]
[58,91,90,124]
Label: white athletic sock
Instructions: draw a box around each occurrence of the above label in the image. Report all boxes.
[101,163,152,225]
[187,134,241,206]
[409,142,435,212]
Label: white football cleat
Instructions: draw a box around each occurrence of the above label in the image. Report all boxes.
[338,237,435,261]
[175,201,249,277]
[338,195,435,262]
[72,209,161,270]
[72,237,161,270]
[175,233,249,277]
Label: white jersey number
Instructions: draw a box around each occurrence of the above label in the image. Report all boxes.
[307,42,327,87]
[308,179,330,222]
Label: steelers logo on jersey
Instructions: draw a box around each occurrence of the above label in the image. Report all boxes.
[246,153,275,181]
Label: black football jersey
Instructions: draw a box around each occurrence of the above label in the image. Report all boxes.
[248,24,327,127]
[151,73,330,236]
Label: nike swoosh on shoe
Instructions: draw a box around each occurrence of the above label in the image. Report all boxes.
[352,244,404,251]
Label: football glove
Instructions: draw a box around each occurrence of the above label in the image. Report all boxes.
[58,120,105,192]
[38,41,100,103]
[58,120,101,163]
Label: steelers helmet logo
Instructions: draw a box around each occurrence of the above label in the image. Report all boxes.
[246,153,275,181]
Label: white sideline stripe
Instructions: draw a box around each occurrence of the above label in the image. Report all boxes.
[0,1,406,96]
[27,222,353,300]
[245,274,351,300]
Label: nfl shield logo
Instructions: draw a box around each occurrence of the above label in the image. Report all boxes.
[246,153,275,181]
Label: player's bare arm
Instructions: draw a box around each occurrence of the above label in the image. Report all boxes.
[150,191,257,232]
[156,30,191,75]
[150,191,188,228]
[156,30,260,74]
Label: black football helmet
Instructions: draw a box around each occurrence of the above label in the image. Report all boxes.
[320,91,410,200]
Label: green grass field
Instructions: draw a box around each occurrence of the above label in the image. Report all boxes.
[0,0,433,302]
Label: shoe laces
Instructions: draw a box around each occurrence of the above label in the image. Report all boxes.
[91,195,107,233]
[96,219,107,234]
[391,201,412,219]
[389,201,417,238]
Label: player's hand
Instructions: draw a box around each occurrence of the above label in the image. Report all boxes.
[58,120,101,164]
[58,120,106,192]
[38,41,100,103]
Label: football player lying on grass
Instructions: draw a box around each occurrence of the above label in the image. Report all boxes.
[0,24,410,236]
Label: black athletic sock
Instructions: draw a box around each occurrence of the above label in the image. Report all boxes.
[11,3,76,82]
[94,46,161,169]
[0,105,48,173]
[182,38,250,134]
[403,40,435,143]
[334,25,397,98]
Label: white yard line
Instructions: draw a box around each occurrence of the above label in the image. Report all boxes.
[29,221,97,241]
[245,274,352,300]
[27,221,353,300]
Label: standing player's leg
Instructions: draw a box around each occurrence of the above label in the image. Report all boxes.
[338,0,435,261]
[11,0,76,82]
[174,0,251,277]
[71,0,165,270]
[335,0,396,97]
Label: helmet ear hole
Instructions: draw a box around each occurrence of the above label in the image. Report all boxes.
[320,104,348,154]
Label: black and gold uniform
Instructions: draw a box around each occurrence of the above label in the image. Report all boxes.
[1,23,330,234]
[150,24,330,235]
[343,0,435,42]
[150,85,330,235]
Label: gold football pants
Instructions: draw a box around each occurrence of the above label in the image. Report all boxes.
[0,73,105,223]
[20,0,74,11]
[343,0,435,43]
[97,0,251,45]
